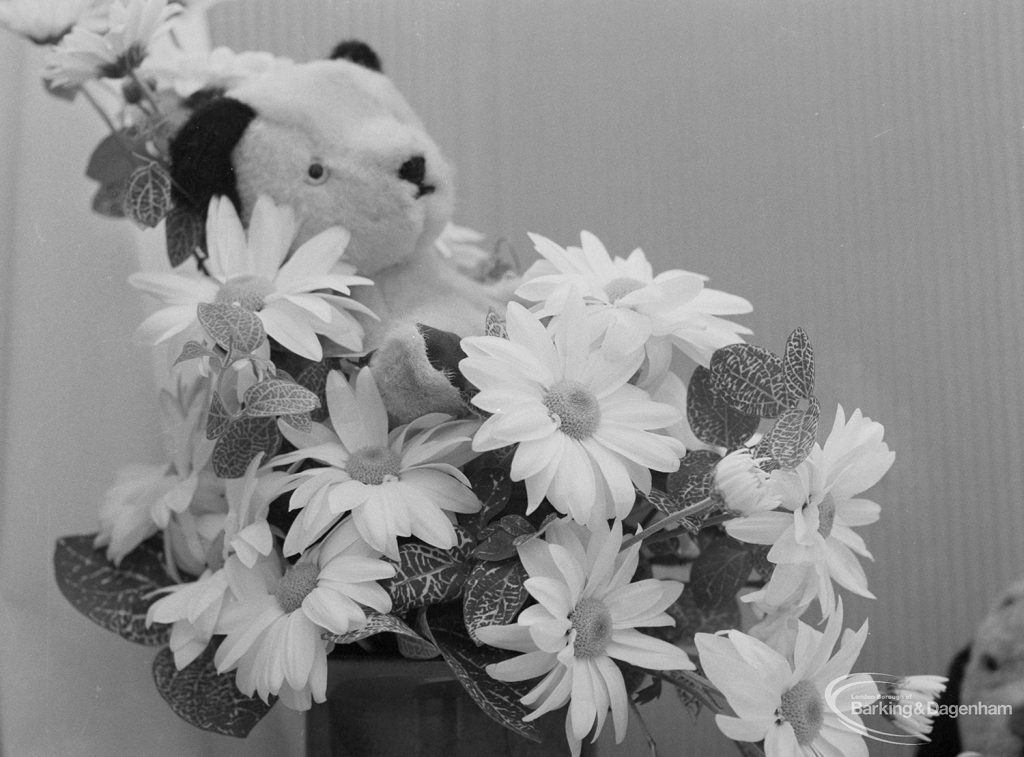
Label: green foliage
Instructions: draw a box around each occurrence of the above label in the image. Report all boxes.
[469,466,513,531]
[165,206,205,268]
[665,450,722,511]
[687,534,757,611]
[687,365,760,448]
[242,378,320,418]
[123,161,173,229]
[484,308,507,339]
[211,416,281,478]
[152,643,274,738]
[425,603,541,744]
[53,534,174,647]
[472,515,534,562]
[757,397,820,469]
[783,327,815,400]
[197,302,266,355]
[384,527,475,614]
[462,559,530,644]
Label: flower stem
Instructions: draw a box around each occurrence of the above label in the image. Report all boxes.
[128,68,162,115]
[620,497,716,551]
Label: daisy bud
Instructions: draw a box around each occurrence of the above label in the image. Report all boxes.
[883,675,947,741]
[713,449,778,515]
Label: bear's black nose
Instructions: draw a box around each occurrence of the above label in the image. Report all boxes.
[398,155,427,187]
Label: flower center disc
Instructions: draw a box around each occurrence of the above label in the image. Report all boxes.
[543,380,601,440]
[571,597,613,658]
[274,563,319,614]
[216,275,275,312]
[778,679,824,746]
[347,446,402,485]
[603,277,645,303]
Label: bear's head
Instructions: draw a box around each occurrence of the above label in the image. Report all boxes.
[169,40,454,277]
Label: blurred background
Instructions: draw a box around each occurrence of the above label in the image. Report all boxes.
[2,0,1024,754]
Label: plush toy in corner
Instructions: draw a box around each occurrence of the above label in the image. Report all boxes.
[168,39,517,422]
[919,577,1024,757]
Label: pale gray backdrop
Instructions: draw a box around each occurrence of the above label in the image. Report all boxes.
[2,1,1022,755]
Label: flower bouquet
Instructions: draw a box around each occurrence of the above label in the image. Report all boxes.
[6,1,951,755]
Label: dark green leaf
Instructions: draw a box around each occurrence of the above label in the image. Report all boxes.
[212,416,281,478]
[53,534,173,646]
[384,528,475,614]
[470,467,512,530]
[484,308,507,339]
[662,585,742,643]
[665,450,721,511]
[324,611,431,648]
[473,515,534,561]
[197,302,266,354]
[174,340,217,367]
[296,360,331,422]
[165,205,205,268]
[152,642,274,738]
[243,378,321,418]
[783,327,815,401]
[425,604,541,743]
[280,412,312,433]
[91,181,128,218]
[206,391,231,440]
[86,130,146,185]
[708,343,798,419]
[760,398,820,469]
[463,560,530,644]
[687,365,761,447]
[688,535,756,611]
[123,161,173,229]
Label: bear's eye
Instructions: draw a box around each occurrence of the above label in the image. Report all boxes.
[981,653,1000,672]
[306,162,328,184]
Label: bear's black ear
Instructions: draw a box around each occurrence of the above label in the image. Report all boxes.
[329,39,382,72]
[169,96,257,216]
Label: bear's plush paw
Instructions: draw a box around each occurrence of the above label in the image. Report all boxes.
[368,322,470,424]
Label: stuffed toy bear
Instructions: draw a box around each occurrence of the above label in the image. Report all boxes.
[919,577,1024,757]
[169,40,515,422]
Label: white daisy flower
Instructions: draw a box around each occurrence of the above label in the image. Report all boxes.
[460,299,685,524]
[44,0,181,86]
[213,520,395,710]
[477,518,693,757]
[146,566,231,669]
[725,406,894,616]
[696,600,872,757]
[129,195,374,361]
[221,453,292,569]
[141,46,292,99]
[273,367,481,560]
[714,448,779,516]
[94,379,214,564]
[884,675,947,741]
[0,0,103,45]
[515,231,752,371]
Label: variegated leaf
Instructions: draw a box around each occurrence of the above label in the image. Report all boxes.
[425,604,541,743]
[762,397,820,469]
[324,611,430,647]
[384,528,475,614]
[708,343,799,419]
[53,534,173,646]
[484,308,507,339]
[296,360,331,422]
[197,302,266,354]
[206,391,231,440]
[165,205,205,267]
[243,378,320,418]
[783,327,815,401]
[152,643,274,738]
[212,416,281,478]
[665,450,721,511]
[123,161,172,229]
[463,560,529,644]
[687,365,761,448]
[470,466,512,530]
[688,535,757,611]
[472,515,534,562]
